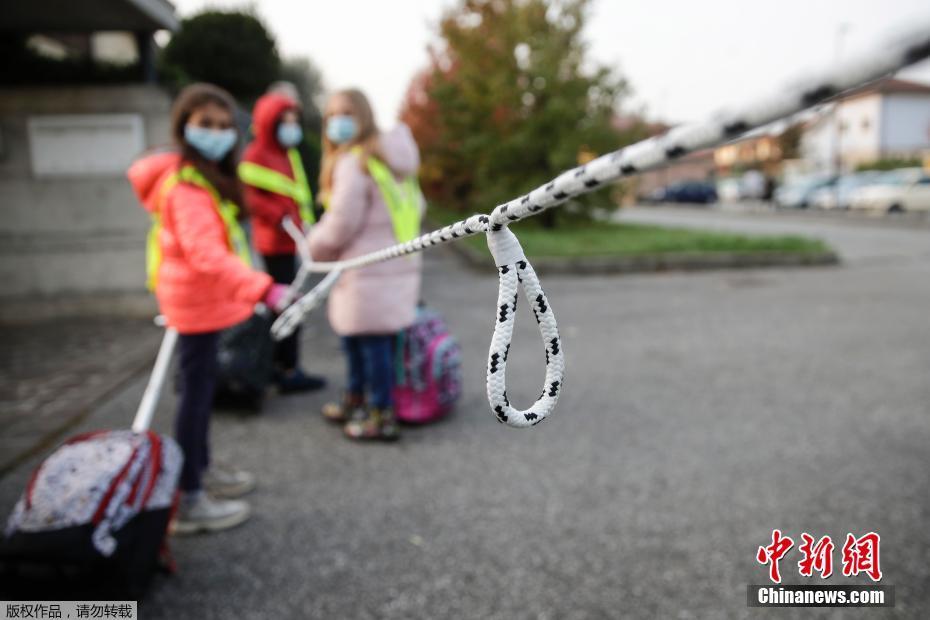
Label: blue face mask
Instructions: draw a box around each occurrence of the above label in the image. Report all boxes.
[277,122,303,147]
[327,115,358,144]
[184,125,237,161]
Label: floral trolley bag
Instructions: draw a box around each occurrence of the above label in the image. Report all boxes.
[1,329,183,599]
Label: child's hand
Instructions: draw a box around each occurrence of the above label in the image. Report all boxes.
[263,283,291,313]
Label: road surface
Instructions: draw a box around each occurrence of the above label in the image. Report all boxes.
[2,208,928,618]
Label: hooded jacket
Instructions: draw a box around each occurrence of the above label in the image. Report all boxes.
[308,124,423,336]
[128,151,273,334]
[241,93,305,255]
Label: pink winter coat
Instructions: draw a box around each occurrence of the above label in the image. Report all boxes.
[308,125,423,336]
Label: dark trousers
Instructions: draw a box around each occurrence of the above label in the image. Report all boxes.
[175,331,219,492]
[262,253,299,371]
[343,335,395,409]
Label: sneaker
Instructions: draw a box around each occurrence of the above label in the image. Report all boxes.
[172,492,251,535]
[277,368,327,394]
[203,464,256,498]
[344,407,400,442]
[322,392,365,423]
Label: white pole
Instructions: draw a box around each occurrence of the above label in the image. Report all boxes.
[282,216,312,264]
[280,216,314,306]
[131,327,179,433]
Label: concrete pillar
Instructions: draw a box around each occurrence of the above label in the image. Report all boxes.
[135,31,157,84]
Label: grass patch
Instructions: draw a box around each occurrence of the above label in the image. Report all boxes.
[426,205,830,258]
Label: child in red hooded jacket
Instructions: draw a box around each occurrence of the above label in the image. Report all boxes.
[128,83,290,535]
[239,92,326,393]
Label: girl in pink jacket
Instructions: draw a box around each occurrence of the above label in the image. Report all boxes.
[310,89,423,441]
[129,83,289,533]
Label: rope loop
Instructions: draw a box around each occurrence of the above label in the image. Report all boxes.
[486,227,564,428]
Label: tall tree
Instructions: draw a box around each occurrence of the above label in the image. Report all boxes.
[280,55,325,134]
[401,0,641,225]
[159,10,280,101]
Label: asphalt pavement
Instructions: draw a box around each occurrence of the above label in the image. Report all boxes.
[2,208,929,619]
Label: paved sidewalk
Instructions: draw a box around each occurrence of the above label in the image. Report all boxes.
[0,317,162,475]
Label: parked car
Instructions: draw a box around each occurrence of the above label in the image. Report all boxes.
[654,180,718,204]
[774,175,835,209]
[810,171,881,210]
[739,170,767,200]
[716,177,742,203]
[848,168,930,213]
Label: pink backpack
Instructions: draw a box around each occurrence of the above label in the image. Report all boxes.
[394,307,462,424]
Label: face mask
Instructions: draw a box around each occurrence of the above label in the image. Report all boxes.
[327,115,358,144]
[277,122,303,147]
[184,125,237,161]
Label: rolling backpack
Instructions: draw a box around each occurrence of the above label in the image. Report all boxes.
[0,328,182,599]
[393,306,462,424]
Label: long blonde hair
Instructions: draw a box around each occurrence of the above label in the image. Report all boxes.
[319,88,388,204]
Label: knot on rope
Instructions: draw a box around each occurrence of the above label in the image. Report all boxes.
[485,226,565,428]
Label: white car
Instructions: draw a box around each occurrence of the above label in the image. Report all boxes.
[810,171,880,210]
[774,175,834,209]
[849,168,930,213]
[716,177,742,203]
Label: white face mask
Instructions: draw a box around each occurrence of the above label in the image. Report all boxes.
[277,122,303,147]
[184,125,237,161]
[327,115,358,144]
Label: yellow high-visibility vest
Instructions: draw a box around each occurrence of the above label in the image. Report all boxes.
[146,165,252,291]
[237,148,315,226]
[352,147,422,244]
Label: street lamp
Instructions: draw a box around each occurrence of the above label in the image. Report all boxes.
[832,22,850,207]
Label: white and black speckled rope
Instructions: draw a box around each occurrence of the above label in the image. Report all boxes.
[272,17,930,428]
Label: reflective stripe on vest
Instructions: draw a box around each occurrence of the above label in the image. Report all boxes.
[351,147,422,244]
[237,148,315,226]
[146,166,252,291]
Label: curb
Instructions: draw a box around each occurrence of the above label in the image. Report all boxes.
[0,292,158,325]
[437,231,839,275]
[0,346,157,480]
[649,203,930,231]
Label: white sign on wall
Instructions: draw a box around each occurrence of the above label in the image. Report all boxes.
[27,114,145,177]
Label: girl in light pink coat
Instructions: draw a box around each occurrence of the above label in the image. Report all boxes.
[309,88,423,441]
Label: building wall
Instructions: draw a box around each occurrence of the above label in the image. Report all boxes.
[880,94,930,154]
[0,85,171,306]
[803,96,888,172]
[800,116,835,173]
[634,151,716,197]
[836,95,881,167]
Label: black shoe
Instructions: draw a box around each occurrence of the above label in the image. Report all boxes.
[277,369,327,394]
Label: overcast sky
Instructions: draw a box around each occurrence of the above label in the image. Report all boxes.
[169,0,930,128]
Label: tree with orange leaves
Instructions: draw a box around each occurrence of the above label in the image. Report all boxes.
[400,0,646,226]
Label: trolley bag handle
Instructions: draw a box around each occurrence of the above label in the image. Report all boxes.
[279,215,314,307]
[270,215,343,340]
[282,215,312,264]
[271,268,341,341]
[131,321,179,433]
